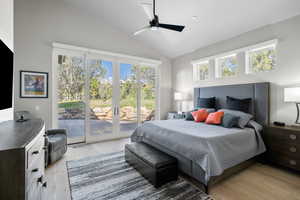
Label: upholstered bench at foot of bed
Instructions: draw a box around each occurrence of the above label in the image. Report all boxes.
[125,142,178,188]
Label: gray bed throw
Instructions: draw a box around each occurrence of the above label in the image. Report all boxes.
[131,119,266,184]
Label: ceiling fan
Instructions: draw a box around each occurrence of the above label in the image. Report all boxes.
[134,0,185,35]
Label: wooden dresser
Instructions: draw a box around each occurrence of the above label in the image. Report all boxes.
[0,119,46,200]
[264,125,300,171]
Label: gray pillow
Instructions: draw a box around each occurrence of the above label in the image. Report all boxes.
[185,110,197,121]
[218,109,253,128]
[194,107,216,113]
[222,113,240,128]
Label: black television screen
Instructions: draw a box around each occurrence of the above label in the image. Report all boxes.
[0,40,13,110]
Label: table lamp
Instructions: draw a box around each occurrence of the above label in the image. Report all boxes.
[174,92,183,113]
[284,87,300,124]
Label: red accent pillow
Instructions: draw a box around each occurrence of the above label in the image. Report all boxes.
[191,109,209,122]
[205,111,224,125]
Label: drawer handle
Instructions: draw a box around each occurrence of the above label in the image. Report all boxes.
[290,147,297,153]
[38,176,43,183]
[32,150,39,155]
[42,182,47,188]
[32,168,39,172]
[289,160,297,166]
[289,134,297,140]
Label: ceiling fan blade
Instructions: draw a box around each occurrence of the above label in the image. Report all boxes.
[158,23,185,32]
[133,26,151,35]
[141,3,154,20]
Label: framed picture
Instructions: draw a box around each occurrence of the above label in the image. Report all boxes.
[20,71,48,98]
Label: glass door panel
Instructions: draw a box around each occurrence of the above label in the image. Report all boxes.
[53,48,159,144]
[119,63,138,134]
[56,54,86,144]
[140,66,156,122]
[88,59,114,137]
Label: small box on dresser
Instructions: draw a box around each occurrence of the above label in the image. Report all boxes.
[0,119,46,200]
[264,125,300,171]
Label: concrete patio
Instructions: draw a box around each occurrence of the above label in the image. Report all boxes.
[58,119,137,138]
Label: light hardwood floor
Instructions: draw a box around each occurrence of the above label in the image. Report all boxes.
[45,139,300,200]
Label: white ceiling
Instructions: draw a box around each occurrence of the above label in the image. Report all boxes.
[66,0,300,58]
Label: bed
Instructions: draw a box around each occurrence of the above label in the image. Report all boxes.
[131,82,270,192]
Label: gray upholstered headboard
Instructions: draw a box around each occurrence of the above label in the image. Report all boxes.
[194,82,270,126]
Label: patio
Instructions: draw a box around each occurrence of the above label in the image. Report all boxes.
[59,119,138,138]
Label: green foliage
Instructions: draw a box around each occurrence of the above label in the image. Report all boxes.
[58,56,85,102]
[58,58,156,112]
[198,63,209,80]
[89,78,100,99]
[221,56,238,77]
[249,48,275,72]
[58,101,85,110]
[140,66,155,100]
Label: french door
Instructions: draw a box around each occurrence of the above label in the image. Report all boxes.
[53,49,158,144]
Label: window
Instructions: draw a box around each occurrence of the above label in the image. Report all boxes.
[140,66,156,122]
[53,43,161,144]
[246,44,276,73]
[216,54,238,78]
[193,61,209,81]
[191,39,278,80]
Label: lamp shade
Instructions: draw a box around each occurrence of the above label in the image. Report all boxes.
[174,92,183,101]
[284,87,300,102]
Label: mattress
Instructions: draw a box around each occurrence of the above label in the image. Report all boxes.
[131,119,266,184]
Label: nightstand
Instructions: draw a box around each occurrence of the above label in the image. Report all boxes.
[167,112,185,120]
[264,125,300,171]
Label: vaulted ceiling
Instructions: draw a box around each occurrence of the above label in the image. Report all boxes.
[66,0,300,58]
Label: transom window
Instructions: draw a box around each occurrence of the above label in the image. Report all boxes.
[246,44,276,74]
[216,54,238,78]
[193,61,209,81]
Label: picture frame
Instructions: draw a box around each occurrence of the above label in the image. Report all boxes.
[20,70,48,98]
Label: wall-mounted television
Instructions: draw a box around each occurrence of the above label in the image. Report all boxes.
[0,40,13,110]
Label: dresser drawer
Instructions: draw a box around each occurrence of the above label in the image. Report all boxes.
[266,143,300,159]
[27,155,45,189]
[268,152,300,171]
[266,127,300,144]
[26,179,43,200]
[27,133,45,168]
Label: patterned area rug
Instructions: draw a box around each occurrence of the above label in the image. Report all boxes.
[67,151,213,200]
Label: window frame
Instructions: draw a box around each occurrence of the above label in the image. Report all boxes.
[192,60,210,81]
[215,53,238,78]
[191,39,278,81]
[245,42,277,74]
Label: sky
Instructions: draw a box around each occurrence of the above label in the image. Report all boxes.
[101,61,133,80]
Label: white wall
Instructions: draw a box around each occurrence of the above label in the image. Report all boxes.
[0,0,13,50]
[172,15,300,125]
[0,0,14,123]
[14,0,172,129]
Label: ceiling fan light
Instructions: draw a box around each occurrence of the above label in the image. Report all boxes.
[151,26,159,31]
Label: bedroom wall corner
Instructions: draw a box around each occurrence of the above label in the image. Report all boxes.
[171,14,300,125]
[159,58,173,119]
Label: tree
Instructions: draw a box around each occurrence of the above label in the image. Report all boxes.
[89,78,100,99]
[89,60,108,101]
[221,57,237,77]
[58,56,85,102]
[250,49,275,72]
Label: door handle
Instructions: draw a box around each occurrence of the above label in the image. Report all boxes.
[113,107,115,116]
[32,150,39,155]
[32,168,39,173]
